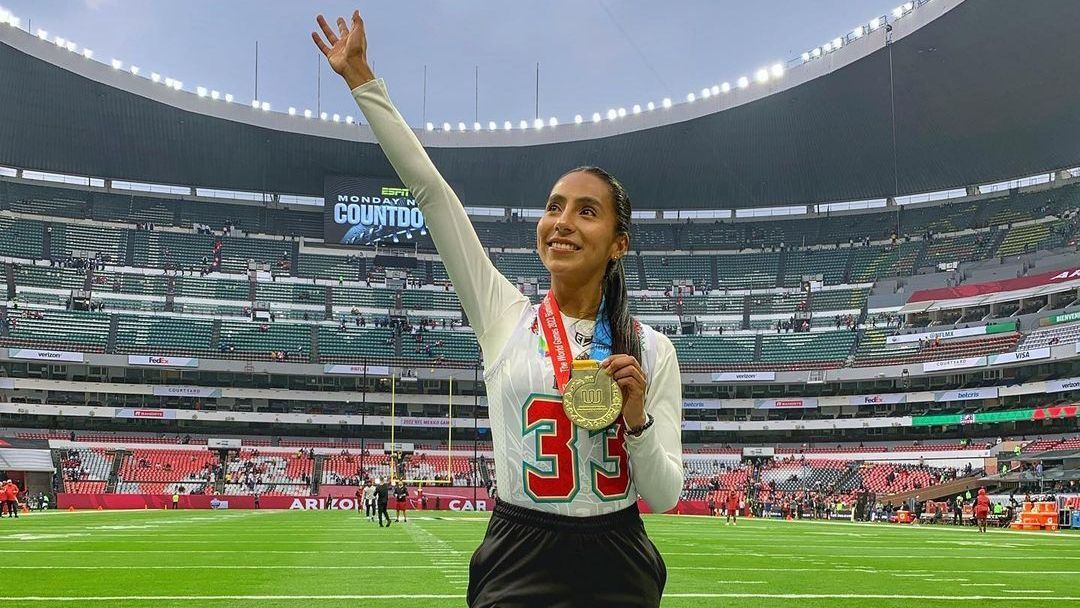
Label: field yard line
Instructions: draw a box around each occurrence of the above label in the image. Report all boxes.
[0,565,458,570]
[12,593,1080,602]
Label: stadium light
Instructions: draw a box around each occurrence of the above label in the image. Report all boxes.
[251,99,260,109]
[289,107,297,116]
[36,29,47,40]
[54,36,65,47]
[701,88,711,99]
[801,52,810,62]
[130,66,140,76]
[111,59,122,70]
[519,119,528,130]
[737,76,749,89]
[345,116,354,124]
[833,36,843,48]
[592,112,601,123]
[870,17,881,31]
[892,6,903,18]
[472,121,481,131]
[225,93,234,103]
[686,92,695,102]
[425,122,434,131]
[852,26,864,39]
[617,107,626,118]
[65,41,76,52]
[487,120,496,131]
[442,122,451,131]
[755,68,769,83]
[164,77,174,87]
[548,117,557,127]
[197,86,207,98]
[770,63,784,78]
[6,15,19,28]
[533,118,543,130]
[606,108,616,120]
[151,72,161,83]
[812,47,821,58]
[332,113,340,122]
[305,109,313,119]
[903,2,914,11]
[210,90,220,100]
[172,80,182,90]
[503,120,512,130]
[661,97,671,109]
[458,121,466,131]
[321,112,329,121]
[823,42,833,53]
[82,48,93,59]
[646,101,655,111]
[710,85,720,96]
[574,114,583,124]
[720,82,731,93]
[632,104,641,114]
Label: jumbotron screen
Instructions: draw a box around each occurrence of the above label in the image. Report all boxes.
[324,175,427,246]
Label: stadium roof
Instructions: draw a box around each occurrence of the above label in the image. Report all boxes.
[1,0,1079,210]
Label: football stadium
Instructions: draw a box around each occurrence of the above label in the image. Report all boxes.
[1,0,1079,606]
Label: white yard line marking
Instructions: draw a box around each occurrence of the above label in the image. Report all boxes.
[10,593,1080,602]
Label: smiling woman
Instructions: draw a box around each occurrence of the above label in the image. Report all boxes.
[313,9,683,608]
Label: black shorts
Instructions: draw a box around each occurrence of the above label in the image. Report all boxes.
[467,500,666,608]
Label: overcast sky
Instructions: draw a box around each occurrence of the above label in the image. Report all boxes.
[5,0,892,127]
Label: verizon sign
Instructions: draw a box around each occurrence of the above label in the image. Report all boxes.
[712,372,776,382]
[8,348,84,362]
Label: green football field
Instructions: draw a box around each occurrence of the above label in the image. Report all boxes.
[3,509,1079,607]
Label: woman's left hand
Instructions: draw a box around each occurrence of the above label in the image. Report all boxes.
[601,354,647,431]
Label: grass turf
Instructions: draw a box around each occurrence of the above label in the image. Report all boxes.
[2,509,1078,607]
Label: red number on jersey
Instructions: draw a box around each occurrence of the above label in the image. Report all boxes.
[521,396,579,502]
[591,421,631,500]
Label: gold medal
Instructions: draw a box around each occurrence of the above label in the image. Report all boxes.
[563,360,622,431]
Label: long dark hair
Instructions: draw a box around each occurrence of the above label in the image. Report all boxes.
[562,166,640,362]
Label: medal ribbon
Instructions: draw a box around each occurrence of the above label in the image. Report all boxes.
[539,291,613,393]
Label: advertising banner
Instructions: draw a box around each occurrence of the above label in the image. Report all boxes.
[711,371,776,382]
[323,364,391,376]
[151,385,223,398]
[115,408,177,420]
[754,397,818,409]
[909,266,1080,303]
[1045,377,1080,394]
[887,323,1013,345]
[987,348,1051,366]
[934,387,999,402]
[848,393,907,406]
[921,356,987,373]
[128,355,199,368]
[324,176,426,246]
[8,348,83,362]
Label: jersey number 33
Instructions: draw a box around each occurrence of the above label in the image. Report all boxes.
[521,395,630,502]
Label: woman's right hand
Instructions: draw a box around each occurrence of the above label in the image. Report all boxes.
[312,10,375,90]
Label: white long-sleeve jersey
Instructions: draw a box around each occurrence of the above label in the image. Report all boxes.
[352,79,683,516]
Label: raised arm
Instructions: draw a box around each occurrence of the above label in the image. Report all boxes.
[313,11,527,355]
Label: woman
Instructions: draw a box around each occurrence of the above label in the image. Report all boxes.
[313,11,682,607]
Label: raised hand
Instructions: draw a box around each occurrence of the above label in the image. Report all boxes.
[312,10,375,90]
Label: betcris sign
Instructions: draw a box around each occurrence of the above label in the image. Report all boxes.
[325,176,426,246]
